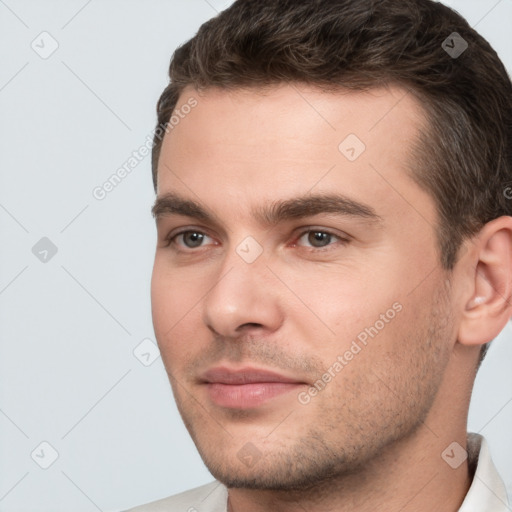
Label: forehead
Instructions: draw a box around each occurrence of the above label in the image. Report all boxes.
[156,83,435,229]
[165,82,425,147]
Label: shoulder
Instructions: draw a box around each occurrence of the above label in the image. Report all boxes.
[124,481,228,512]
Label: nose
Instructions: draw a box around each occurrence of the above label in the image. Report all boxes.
[202,248,284,339]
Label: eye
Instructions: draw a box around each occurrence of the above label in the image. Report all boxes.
[169,230,215,249]
[296,229,346,249]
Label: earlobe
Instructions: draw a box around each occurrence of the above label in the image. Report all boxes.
[458,217,512,347]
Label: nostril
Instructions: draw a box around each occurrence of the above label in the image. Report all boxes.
[238,322,264,331]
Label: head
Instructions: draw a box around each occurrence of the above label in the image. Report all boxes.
[150,0,512,491]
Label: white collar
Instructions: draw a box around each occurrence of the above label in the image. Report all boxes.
[458,433,510,511]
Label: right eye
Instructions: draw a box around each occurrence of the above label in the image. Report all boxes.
[166,230,217,250]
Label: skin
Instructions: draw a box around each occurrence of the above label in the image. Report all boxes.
[151,84,512,512]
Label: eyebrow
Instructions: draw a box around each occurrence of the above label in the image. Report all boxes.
[152,192,382,227]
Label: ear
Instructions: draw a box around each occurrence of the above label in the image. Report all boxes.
[458,216,512,347]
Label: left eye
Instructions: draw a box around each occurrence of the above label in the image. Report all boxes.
[296,230,343,248]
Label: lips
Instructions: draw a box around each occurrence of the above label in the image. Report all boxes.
[200,367,305,409]
[201,367,302,385]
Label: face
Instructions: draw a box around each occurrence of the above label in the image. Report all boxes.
[151,84,456,490]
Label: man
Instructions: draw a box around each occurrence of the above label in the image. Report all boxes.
[128,0,512,510]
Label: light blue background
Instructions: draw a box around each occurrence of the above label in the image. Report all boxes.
[0,1,511,510]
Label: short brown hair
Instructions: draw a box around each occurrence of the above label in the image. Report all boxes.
[152,0,512,271]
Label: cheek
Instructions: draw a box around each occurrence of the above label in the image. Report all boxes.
[276,263,404,355]
[151,255,208,327]
[151,260,208,364]
[304,292,438,413]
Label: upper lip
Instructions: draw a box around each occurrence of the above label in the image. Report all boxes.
[200,367,304,385]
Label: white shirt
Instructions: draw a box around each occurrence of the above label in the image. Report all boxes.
[126,434,509,511]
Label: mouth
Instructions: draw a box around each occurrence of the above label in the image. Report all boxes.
[199,367,307,409]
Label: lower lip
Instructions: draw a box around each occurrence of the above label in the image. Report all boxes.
[206,382,302,408]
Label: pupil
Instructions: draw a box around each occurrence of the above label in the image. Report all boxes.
[185,232,203,248]
[308,231,330,247]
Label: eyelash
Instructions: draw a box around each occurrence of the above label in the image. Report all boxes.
[164,228,349,252]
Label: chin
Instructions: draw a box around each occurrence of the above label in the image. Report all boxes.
[197,441,363,492]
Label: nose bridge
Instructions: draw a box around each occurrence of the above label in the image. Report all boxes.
[202,237,282,336]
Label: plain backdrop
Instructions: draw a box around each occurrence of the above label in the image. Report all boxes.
[0,1,511,510]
